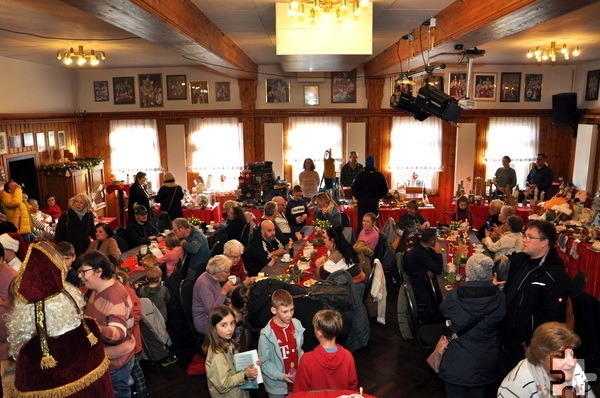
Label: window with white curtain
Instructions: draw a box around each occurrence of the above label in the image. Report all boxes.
[389,117,443,191]
[485,117,539,188]
[189,118,243,192]
[109,119,161,191]
[287,117,343,185]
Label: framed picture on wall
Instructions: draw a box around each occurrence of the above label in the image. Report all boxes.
[36,132,46,152]
[304,85,319,105]
[448,72,467,99]
[215,82,231,102]
[473,73,497,101]
[57,131,66,149]
[93,81,109,102]
[138,74,163,108]
[9,135,21,149]
[392,77,414,96]
[266,78,290,103]
[331,70,356,103]
[190,80,209,104]
[113,77,135,105]
[166,75,187,100]
[422,75,444,92]
[23,132,34,147]
[585,69,600,101]
[0,132,8,155]
[499,72,521,102]
[524,74,543,102]
[47,130,56,148]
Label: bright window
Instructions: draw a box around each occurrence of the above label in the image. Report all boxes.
[389,117,443,191]
[287,117,343,185]
[189,118,243,192]
[109,119,161,191]
[485,117,539,188]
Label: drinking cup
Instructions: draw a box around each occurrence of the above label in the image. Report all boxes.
[227,275,237,284]
[282,254,291,262]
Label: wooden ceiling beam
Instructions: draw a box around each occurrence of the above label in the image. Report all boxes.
[60,0,258,80]
[364,0,598,77]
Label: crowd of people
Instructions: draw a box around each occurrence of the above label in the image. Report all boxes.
[0,149,596,398]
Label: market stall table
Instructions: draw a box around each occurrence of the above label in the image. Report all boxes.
[96,217,118,230]
[341,205,436,231]
[182,203,222,224]
[556,234,600,300]
[451,203,530,229]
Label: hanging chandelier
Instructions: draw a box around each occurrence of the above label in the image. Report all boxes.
[287,0,371,22]
[57,45,106,66]
[526,41,580,62]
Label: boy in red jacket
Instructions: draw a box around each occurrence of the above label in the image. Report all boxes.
[293,310,358,392]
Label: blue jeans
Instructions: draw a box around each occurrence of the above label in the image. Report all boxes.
[110,356,135,398]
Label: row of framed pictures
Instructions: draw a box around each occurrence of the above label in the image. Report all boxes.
[267,70,357,104]
[395,72,544,103]
[94,75,232,106]
[0,131,66,155]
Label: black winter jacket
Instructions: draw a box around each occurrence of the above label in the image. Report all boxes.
[439,281,506,386]
[502,248,570,346]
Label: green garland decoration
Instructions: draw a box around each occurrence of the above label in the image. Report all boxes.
[39,157,103,173]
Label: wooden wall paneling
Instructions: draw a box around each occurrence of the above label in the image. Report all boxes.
[239,80,258,111]
[474,117,490,180]
[539,117,575,189]
[366,78,385,111]
[242,116,257,164]
[366,116,386,182]
[437,122,458,223]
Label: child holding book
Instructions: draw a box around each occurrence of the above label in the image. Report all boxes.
[204,305,259,398]
[258,289,305,398]
[158,232,184,277]
[293,310,358,393]
[138,265,170,321]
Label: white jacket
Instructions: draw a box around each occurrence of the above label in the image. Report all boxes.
[370,259,387,325]
[482,231,523,257]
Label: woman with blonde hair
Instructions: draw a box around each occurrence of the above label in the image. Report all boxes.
[313,192,342,229]
[55,193,95,255]
[499,322,594,397]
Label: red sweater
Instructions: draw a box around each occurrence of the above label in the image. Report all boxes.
[293,344,358,393]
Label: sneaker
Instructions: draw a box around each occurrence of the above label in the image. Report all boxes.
[160,355,178,367]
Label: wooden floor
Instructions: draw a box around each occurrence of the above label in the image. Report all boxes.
[144,284,446,398]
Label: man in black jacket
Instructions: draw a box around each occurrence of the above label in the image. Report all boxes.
[351,156,388,232]
[124,205,161,248]
[502,220,570,373]
[403,228,443,324]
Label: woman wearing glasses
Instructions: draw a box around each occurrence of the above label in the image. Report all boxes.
[76,251,136,398]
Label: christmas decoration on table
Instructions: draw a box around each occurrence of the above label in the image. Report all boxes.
[186,216,201,226]
[313,219,332,232]
[449,221,460,231]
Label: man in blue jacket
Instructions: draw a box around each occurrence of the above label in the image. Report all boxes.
[172,217,209,280]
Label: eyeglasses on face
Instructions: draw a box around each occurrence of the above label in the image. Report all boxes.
[77,268,95,276]
[524,234,545,241]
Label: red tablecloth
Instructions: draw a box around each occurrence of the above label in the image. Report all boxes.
[182,203,222,224]
[105,183,132,195]
[556,236,600,300]
[341,206,436,231]
[288,390,376,398]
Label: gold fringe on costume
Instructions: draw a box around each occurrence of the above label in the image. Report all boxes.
[13,355,110,398]
[35,301,57,369]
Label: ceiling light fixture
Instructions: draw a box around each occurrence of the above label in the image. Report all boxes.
[526,42,580,62]
[288,0,370,22]
[56,45,106,66]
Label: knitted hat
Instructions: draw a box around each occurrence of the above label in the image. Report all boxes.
[365,156,375,168]
[164,172,175,182]
[15,242,98,369]
[0,233,19,252]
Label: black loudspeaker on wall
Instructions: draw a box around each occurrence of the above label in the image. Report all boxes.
[552,92,579,137]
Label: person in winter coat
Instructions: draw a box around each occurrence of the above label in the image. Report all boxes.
[128,171,152,221]
[438,254,506,398]
[54,193,95,255]
[154,172,184,220]
[351,156,388,231]
[293,310,358,393]
[501,220,570,374]
[0,182,34,242]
